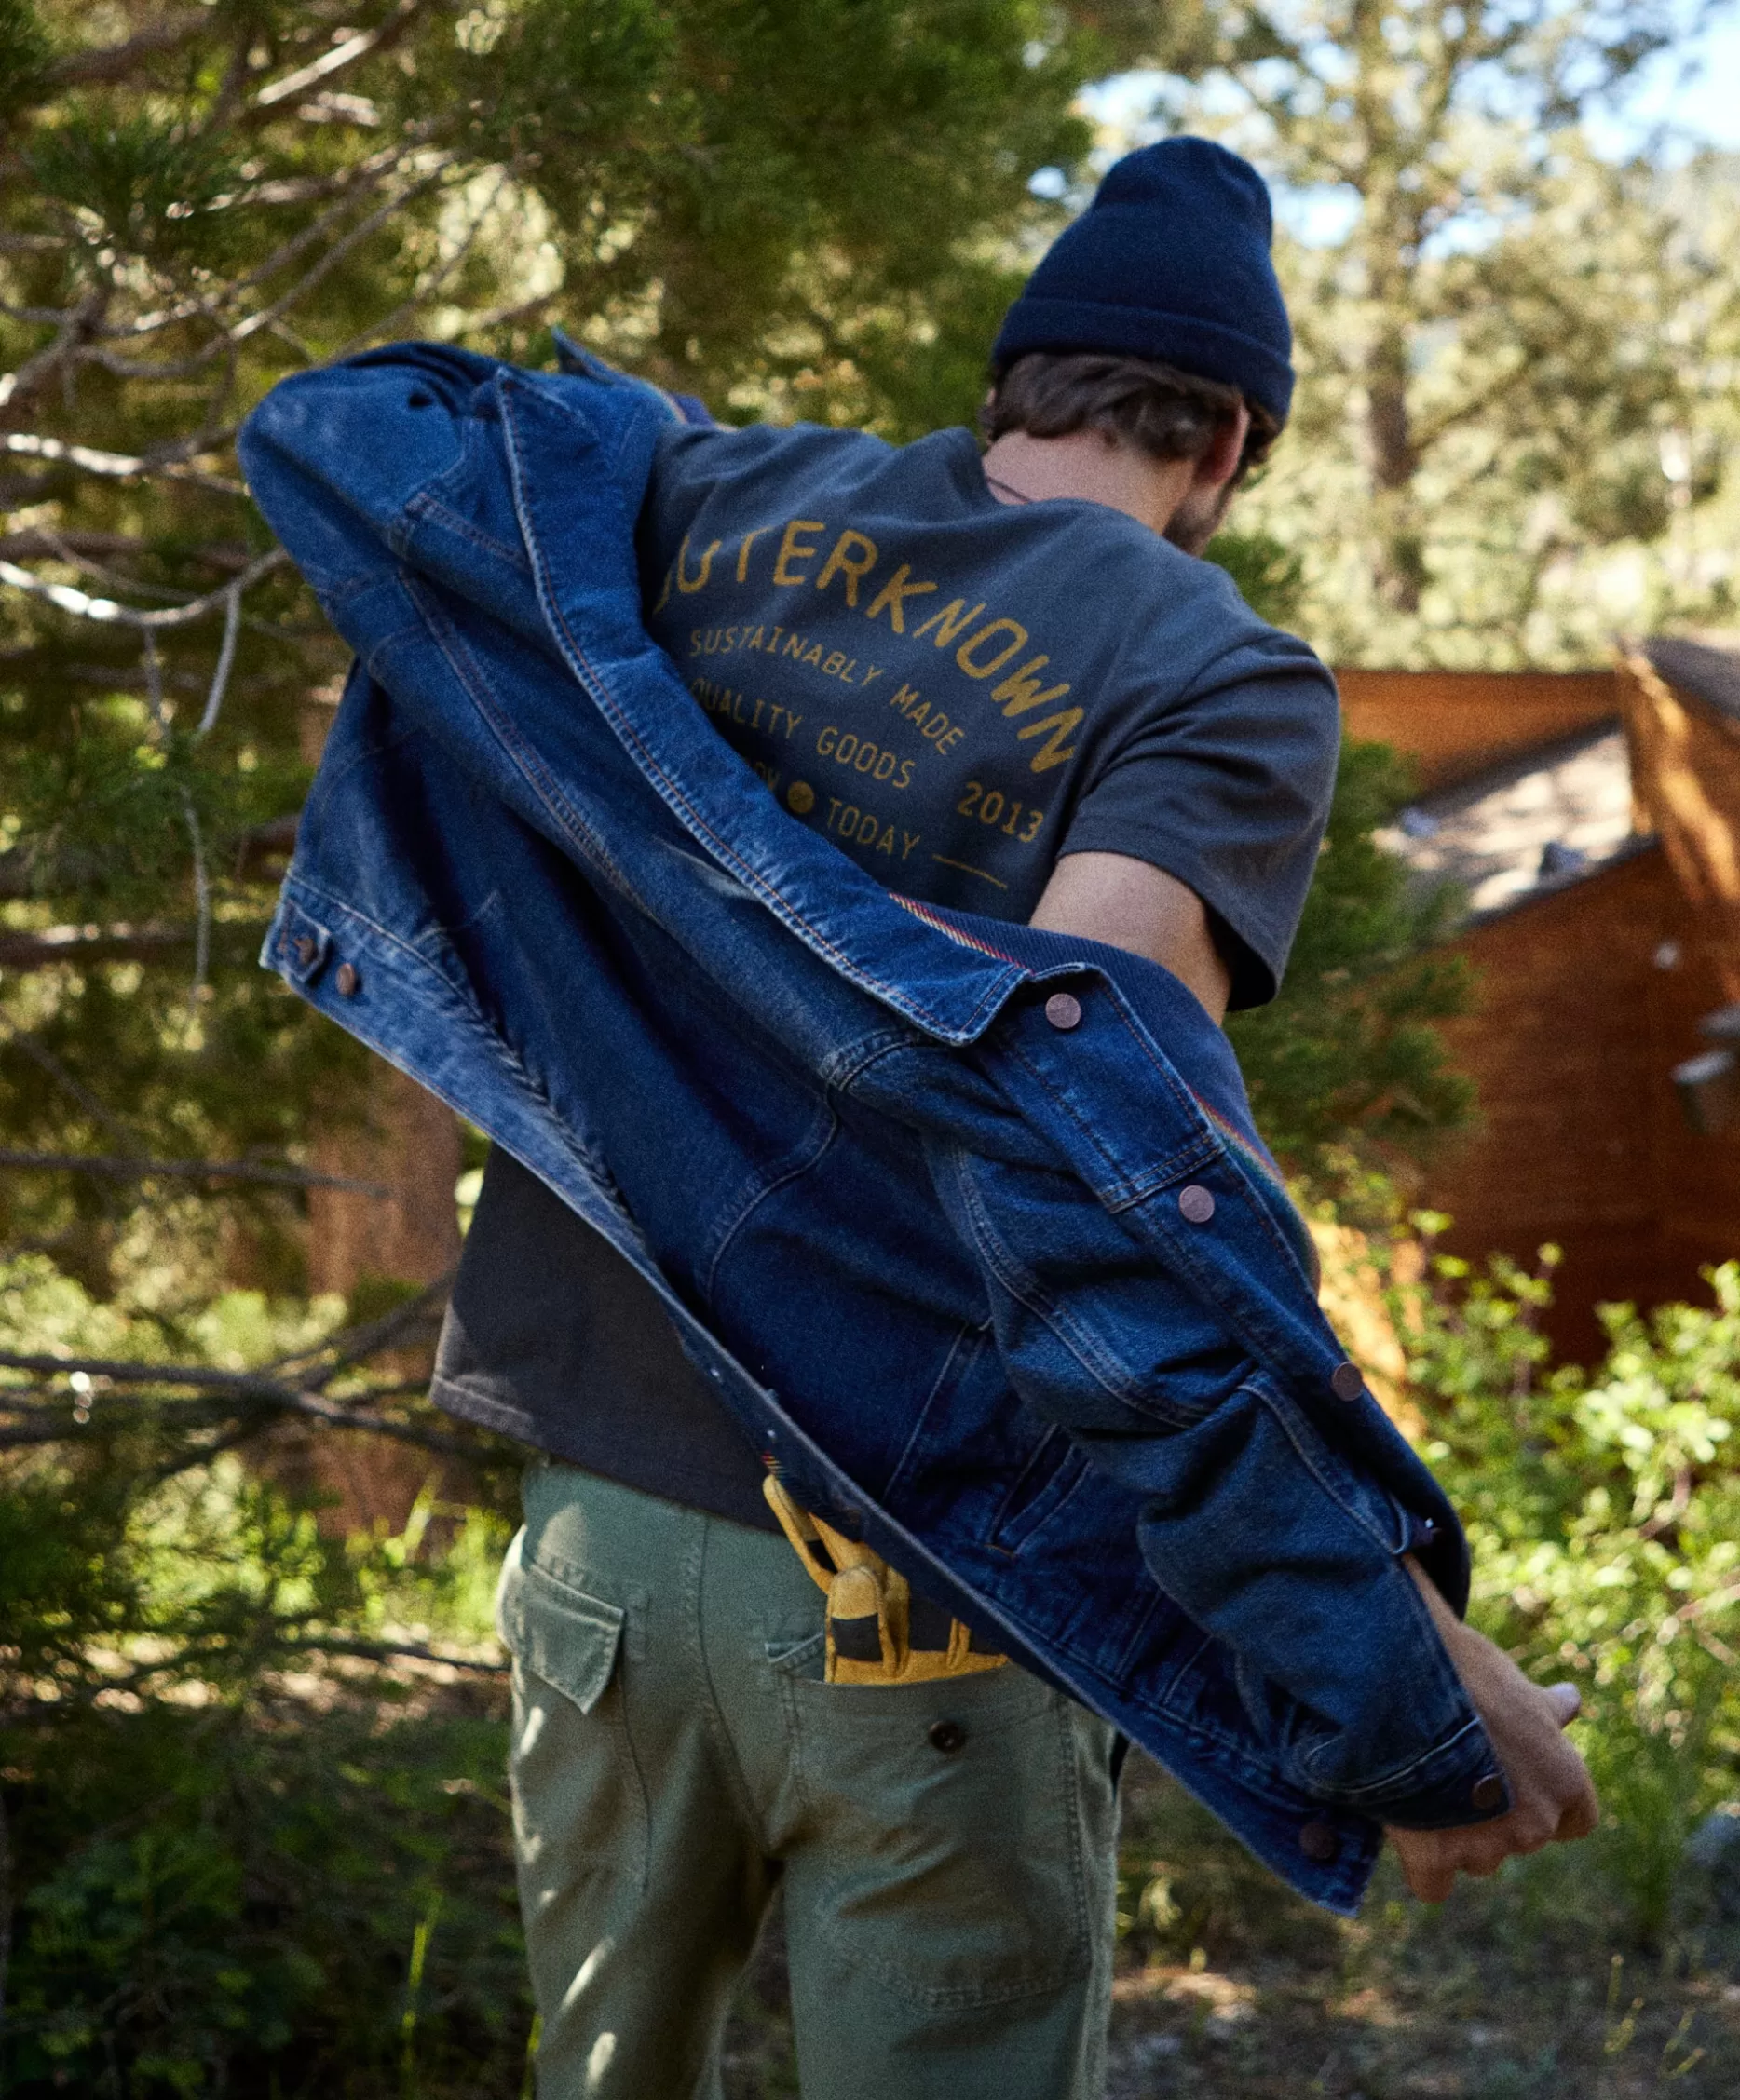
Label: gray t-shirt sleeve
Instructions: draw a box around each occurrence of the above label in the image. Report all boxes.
[1058,597,1340,1009]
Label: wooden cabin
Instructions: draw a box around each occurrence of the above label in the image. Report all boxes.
[1361,644,1740,1362]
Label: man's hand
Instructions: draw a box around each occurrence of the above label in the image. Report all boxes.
[1385,1558,1599,1902]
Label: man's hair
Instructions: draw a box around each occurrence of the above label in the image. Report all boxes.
[983,350,1280,481]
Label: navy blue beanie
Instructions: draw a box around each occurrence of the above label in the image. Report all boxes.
[992,137,1294,428]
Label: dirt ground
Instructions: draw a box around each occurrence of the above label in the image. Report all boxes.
[720,1755,1740,2099]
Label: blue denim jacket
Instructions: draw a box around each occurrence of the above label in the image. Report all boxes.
[240,341,1502,1913]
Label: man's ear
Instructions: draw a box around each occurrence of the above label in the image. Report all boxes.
[1195,402,1251,491]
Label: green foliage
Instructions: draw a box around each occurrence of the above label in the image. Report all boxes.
[0,0,51,122]
[1203,526,1304,630]
[28,108,247,267]
[1206,531,1475,1189]
[0,1257,511,1680]
[1399,1240,1740,1940]
[5,1691,524,2097]
[1227,739,1475,1183]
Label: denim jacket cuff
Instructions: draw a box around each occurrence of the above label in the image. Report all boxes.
[1302,1705,1510,1829]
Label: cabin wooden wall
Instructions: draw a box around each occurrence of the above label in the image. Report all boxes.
[1338,668,1619,792]
[1424,847,1740,1362]
[1617,651,1740,1004]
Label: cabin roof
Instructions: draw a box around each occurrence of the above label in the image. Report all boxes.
[1377,721,1644,927]
[1643,634,1740,723]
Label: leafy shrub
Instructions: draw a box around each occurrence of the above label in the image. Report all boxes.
[4,1686,527,2098]
[1398,1237,1740,1942]
[0,1257,525,2095]
[1227,740,1475,1190]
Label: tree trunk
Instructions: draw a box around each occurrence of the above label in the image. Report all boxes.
[1362,196,1426,615]
[281,689,465,1533]
[304,1069,463,1302]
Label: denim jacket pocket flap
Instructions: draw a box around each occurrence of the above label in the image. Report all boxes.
[497,1552,625,1715]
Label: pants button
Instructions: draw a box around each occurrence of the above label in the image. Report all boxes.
[928,1719,967,1754]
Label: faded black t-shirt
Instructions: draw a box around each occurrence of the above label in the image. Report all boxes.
[431,421,1339,1525]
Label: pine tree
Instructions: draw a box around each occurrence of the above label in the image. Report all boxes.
[1109,0,1740,661]
[0,0,1105,1308]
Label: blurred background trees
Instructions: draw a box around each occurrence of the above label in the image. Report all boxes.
[1097,0,1740,661]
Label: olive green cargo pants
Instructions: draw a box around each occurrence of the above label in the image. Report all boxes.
[496,1461,1120,2100]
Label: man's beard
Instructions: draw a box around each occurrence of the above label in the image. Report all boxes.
[1162,480,1238,558]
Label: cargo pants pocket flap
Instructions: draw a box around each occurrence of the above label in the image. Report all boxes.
[496,1547,625,1715]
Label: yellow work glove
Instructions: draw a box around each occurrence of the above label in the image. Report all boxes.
[762,1473,1007,1686]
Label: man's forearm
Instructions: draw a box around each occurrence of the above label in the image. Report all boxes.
[1028,851,1230,1021]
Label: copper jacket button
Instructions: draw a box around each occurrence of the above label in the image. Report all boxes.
[1043,991,1081,1032]
[335,961,360,996]
[1330,1362,1366,1403]
[1298,1820,1339,1863]
[1471,1773,1506,1813]
[1177,1184,1216,1225]
[292,934,317,966]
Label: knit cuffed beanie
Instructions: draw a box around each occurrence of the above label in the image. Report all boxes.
[991,137,1294,428]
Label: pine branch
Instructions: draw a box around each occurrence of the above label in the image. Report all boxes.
[0,431,242,496]
[88,160,460,381]
[265,1273,455,1385]
[0,290,110,434]
[0,926,197,969]
[0,531,250,569]
[0,1016,139,1143]
[270,1633,507,1674]
[190,1389,482,1457]
[0,1351,339,1389]
[0,1352,482,1461]
[0,549,280,628]
[83,1629,508,1687]
[96,144,421,345]
[0,1151,389,1195]
[251,0,427,115]
[46,14,211,91]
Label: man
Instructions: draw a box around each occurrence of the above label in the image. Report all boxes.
[417,138,1595,2096]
